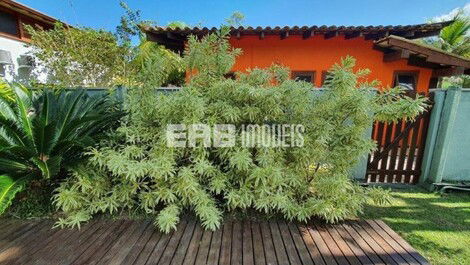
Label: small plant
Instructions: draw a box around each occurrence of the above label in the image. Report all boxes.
[0,84,122,215]
[53,27,427,232]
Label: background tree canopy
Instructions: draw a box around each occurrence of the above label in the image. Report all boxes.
[24,1,185,88]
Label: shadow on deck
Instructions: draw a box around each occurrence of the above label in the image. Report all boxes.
[0,218,429,265]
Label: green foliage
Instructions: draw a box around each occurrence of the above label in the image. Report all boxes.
[0,174,31,214]
[167,21,190,29]
[362,189,470,265]
[0,79,14,102]
[429,14,470,57]
[423,13,470,88]
[225,12,245,27]
[0,85,122,215]
[25,23,127,87]
[26,2,185,88]
[54,29,427,233]
[5,179,54,219]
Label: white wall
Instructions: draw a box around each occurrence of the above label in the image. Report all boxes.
[0,36,47,82]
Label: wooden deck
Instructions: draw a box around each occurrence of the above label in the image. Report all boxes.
[0,218,429,265]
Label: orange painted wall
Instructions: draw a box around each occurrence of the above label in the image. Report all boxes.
[229,35,432,93]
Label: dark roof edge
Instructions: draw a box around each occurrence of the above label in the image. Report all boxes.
[375,35,470,71]
[143,21,452,40]
[0,0,67,26]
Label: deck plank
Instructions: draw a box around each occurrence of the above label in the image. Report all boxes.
[341,222,386,265]
[242,220,255,265]
[156,219,188,265]
[231,221,243,265]
[144,224,176,264]
[11,222,66,265]
[169,219,197,265]
[219,221,233,265]
[251,222,267,265]
[278,220,302,265]
[0,218,429,265]
[206,223,223,265]
[374,220,429,265]
[334,223,374,265]
[30,225,86,265]
[121,222,158,265]
[326,223,362,265]
[47,220,103,265]
[366,220,420,265]
[72,220,130,265]
[101,220,151,265]
[0,221,48,263]
[1,220,56,265]
[194,229,213,265]
[132,225,163,265]
[287,223,315,265]
[260,221,277,265]
[181,222,204,265]
[269,221,290,265]
[358,220,408,265]
[297,224,327,265]
[313,223,349,265]
[348,220,399,265]
[66,221,118,265]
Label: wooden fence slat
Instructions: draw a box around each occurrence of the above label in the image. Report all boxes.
[366,122,378,182]
[387,120,402,182]
[378,122,395,182]
[370,122,385,182]
[367,105,431,184]
[404,122,421,184]
[413,112,431,184]
[395,120,413,183]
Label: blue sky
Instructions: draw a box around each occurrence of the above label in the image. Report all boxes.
[20,0,470,31]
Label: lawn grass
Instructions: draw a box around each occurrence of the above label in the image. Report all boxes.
[362,188,470,265]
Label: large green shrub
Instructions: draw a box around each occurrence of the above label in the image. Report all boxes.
[0,85,122,215]
[54,28,427,232]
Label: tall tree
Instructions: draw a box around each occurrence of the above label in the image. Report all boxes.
[423,12,470,88]
[425,14,470,57]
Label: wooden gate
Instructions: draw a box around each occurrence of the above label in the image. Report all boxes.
[366,110,431,184]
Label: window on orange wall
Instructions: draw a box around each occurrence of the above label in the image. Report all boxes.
[224,72,236,80]
[292,71,315,84]
[321,71,332,87]
[393,71,419,91]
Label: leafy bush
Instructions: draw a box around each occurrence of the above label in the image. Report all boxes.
[54,28,427,232]
[25,4,184,88]
[25,23,128,87]
[0,85,122,215]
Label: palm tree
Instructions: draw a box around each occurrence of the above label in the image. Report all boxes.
[425,13,470,56]
[422,12,470,87]
[0,85,122,214]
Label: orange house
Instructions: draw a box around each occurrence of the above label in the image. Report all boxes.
[144,22,470,93]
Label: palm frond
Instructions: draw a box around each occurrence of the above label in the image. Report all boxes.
[0,174,33,214]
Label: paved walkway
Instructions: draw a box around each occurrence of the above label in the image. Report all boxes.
[0,218,429,264]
